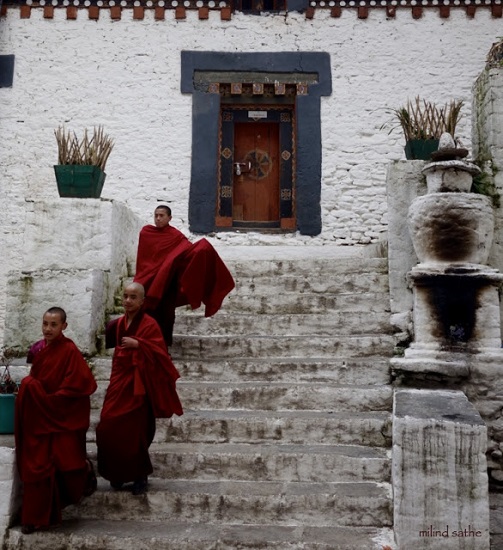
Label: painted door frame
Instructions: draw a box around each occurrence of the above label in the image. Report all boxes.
[181,51,332,236]
[218,105,294,230]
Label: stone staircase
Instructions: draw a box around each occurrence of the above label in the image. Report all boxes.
[3,249,396,549]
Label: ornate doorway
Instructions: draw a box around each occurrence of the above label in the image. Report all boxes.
[181,51,332,236]
[217,107,294,230]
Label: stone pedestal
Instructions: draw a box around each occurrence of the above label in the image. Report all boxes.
[408,194,494,265]
[392,148,502,382]
[393,389,489,550]
[392,264,503,381]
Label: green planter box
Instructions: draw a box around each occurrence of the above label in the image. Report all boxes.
[404,139,440,161]
[54,165,106,198]
[0,394,16,434]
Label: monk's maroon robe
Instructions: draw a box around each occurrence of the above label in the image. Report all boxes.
[96,312,183,485]
[15,335,97,528]
[133,224,235,344]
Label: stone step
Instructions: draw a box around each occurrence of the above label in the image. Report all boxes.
[94,442,391,484]
[118,257,387,291]
[129,410,391,447]
[218,291,390,315]
[114,291,390,316]
[169,334,395,359]
[91,356,392,385]
[91,381,392,413]
[173,311,394,337]
[3,519,396,550]
[62,478,393,528]
[225,256,388,278]
[229,272,389,296]
[87,410,392,448]
[178,382,392,412]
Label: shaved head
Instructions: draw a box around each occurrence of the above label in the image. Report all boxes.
[125,282,145,299]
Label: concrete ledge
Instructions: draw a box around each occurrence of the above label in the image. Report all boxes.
[0,446,20,539]
[393,388,489,549]
[4,269,108,355]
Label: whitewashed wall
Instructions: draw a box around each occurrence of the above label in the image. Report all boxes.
[0,8,500,343]
[0,10,499,236]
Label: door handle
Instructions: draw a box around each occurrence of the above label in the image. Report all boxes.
[234,162,251,176]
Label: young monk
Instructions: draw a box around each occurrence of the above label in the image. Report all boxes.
[15,307,97,534]
[96,282,183,495]
[133,204,235,346]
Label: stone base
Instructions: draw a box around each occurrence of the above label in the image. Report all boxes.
[409,264,503,350]
[392,346,503,382]
[391,348,470,382]
[4,269,109,356]
[0,446,20,539]
[2,199,142,355]
[393,388,489,550]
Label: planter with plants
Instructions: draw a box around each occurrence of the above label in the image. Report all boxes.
[0,347,18,435]
[384,97,464,161]
[54,126,114,198]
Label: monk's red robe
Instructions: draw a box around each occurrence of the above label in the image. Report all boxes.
[15,335,97,528]
[96,312,182,485]
[133,224,235,344]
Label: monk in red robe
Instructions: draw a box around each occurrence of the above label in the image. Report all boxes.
[133,205,235,345]
[96,282,183,495]
[15,307,97,534]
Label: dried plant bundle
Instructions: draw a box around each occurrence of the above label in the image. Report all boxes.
[55,126,115,171]
[387,97,463,141]
[0,347,17,395]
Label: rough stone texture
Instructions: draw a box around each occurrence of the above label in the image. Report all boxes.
[1,200,142,354]
[423,161,480,193]
[386,160,426,341]
[472,68,503,335]
[5,268,107,355]
[407,269,503,349]
[0,446,20,539]
[408,193,494,264]
[462,355,503,476]
[393,389,490,550]
[21,199,141,277]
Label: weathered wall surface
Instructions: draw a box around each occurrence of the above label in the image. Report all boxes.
[0,9,500,344]
[0,9,499,240]
[393,389,489,550]
[1,200,142,353]
[473,69,503,330]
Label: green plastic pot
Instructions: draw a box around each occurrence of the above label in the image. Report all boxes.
[54,165,106,198]
[0,394,16,434]
[404,139,440,161]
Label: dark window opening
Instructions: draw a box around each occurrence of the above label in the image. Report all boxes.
[235,0,286,12]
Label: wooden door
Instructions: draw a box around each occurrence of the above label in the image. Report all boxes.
[232,122,279,223]
[217,107,294,231]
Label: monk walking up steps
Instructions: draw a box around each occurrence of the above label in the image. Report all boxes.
[133,205,235,346]
[96,282,183,495]
[15,307,97,534]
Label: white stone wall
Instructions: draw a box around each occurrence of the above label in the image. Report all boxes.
[0,9,499,239]
[0,199,142,353]
[0,8,500,345]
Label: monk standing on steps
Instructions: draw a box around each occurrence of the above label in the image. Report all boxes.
[96,282,183,496]
[15,307,97,535]
[133,204,235,346]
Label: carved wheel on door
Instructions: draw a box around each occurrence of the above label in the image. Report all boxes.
[237,150,273,180]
